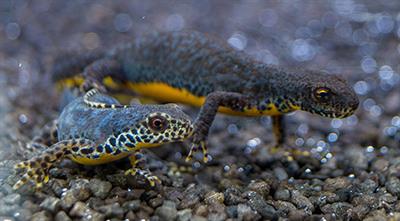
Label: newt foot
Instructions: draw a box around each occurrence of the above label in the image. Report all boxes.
[125,168,161,186]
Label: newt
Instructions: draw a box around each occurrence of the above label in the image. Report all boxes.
[13,89,193,189]
[52,31,359,162]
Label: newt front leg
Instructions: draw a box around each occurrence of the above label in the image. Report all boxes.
[186,91,249,163]
[125,151,161,186]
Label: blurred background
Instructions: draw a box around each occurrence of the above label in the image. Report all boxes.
[0,0,400,220]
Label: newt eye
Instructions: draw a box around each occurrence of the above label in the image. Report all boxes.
[313,87,332,103]
[149,115,168,132]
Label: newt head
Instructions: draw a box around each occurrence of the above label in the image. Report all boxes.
[296,71,359,118]
[129,103,194,148]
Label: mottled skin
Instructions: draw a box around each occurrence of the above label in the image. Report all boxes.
[14,90,193,189]
[52,31,359,161]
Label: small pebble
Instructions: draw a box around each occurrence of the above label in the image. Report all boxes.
[60,190,78,210]
[3,193,21,205]
[323,177,351,191]
[122,200,141,211]
[321,202,353,220]
[204,191,224,205]
[55,211,72,221]
[31,211,52,221]
[155,200,178,221]
[386,177,400,197]
[177,209,192,221]
[40,196,61,212]
[70,179,91,201]
[237,203,261,221]
[290,190,314,215]
[245,191,277,219]
[224,187,245,205]
[226,205,238,218]
[274,188,291,201]
[246,181,270,198]
[89,179,112,199]
[98,203,125,219]
[149,197,164,208]
[273,167,288,181]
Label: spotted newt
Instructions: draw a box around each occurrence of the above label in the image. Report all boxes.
[13,89,193,189]
[51,31,359,162]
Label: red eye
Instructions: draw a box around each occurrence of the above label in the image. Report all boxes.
[149,116,168,131]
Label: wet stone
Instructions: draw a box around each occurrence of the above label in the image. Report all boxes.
[55,211,72,221]
[191,215,208,221]
[177,209,192,221]
[3,193,21,205]
[69,201,89,217]
[0,201,19,216]
[321,192,340,204]
[226,205,238,218]
[379,193,397,204]
[98,202,125,219]
[149,197,164,208]
[351,195,378,209]
[237,203,261,221]
[360,179,378,193]
[386,177,400,197]
[350,205,370,220]
[208,212,227,221]
[140,203,155,215]
[70,179,91,201]
[204,191,224,205]
[290,190,314,214]
[89,179,112,199]
[323,177,351,191]
[274,187,291,201]
[22,200,40,213]
[372,159,389,172]
[224,187,245,205]
[178,185,202,209]
[246,181,270,198]
[274,200,297,218]
[273,167,288,181]
[125,211,136,220]
[245,191,277,220]
[194,205,207,217]
[40,196,61,212]
[288,209,307,221]
[60,190,78,210]
[122,200,141,211]
[155,200,178,221]
[31,211,52,221]
[13,208,32,221]
[140,190,158,201]
[321,202,353,220]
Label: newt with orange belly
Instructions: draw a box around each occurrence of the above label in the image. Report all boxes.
[52,31,359,162]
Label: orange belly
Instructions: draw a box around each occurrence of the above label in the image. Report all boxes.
[56,77,298,116]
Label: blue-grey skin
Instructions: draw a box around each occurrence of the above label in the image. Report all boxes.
[13,92,193,189]
[58,93,193,145]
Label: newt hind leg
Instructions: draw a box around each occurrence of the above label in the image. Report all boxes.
[14,138,94,189]
[271,115,310,161]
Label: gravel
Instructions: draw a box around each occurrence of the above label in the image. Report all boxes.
[1,1,400,220]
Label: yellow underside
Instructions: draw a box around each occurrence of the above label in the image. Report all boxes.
[56,76,300,116]
[69,142,160,165]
